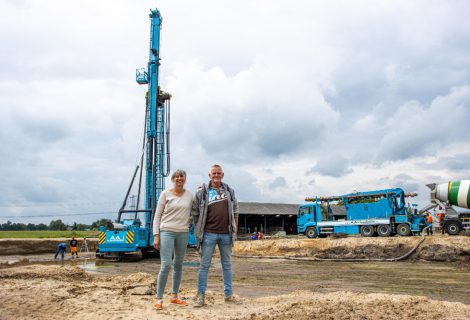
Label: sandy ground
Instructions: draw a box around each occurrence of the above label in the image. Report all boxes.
[2,234,469,262]
[234,235,470,262]
[0,238,99,255]
[1,264,469,320]
[0,236,469,320]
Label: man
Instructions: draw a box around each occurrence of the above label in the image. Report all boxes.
[436,210,446,234]
[54,242,67,260]
[425,212,433,235]
[70,237,78,258]
[192,164,239,307]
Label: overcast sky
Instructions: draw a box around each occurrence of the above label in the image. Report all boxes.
[1,0,469,224]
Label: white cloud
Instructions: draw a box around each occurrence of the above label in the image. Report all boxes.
[1,0,469,224]
[308,156,352,178]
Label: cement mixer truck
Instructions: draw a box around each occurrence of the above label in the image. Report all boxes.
[420,180,470,235]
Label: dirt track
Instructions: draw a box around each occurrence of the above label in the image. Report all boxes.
[0,236,469,320]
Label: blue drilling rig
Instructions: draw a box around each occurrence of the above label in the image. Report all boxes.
[96,8,173,259]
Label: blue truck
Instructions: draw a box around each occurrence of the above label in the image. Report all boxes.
[297,188,427,238]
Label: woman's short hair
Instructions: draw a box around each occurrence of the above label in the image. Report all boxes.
[171,169,187,182]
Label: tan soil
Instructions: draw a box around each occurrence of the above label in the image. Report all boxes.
[0,236,469,319]
[0,238,99,255]
[234,235,470,262]
[2,235,469,262]
[1,264,469,320]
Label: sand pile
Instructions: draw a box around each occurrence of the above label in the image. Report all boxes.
[234,236,470,262]
[0,239,99,255]
[232,291,470,320]
[2,236,468,262]
[0,264,469,320]
[0,264,90,281]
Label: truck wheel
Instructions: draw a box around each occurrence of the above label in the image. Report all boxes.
[377,225,391,237]
[306,227,318,238]
[360,225,375,237]
[446,221,461,236]
[396,223,411,236]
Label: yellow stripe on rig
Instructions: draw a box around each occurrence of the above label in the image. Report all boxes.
[98,232,106,244]
[126,231,135,244]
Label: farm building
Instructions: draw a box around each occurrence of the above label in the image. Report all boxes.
[238,202,298,235]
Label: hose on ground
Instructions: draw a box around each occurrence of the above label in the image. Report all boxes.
[233,227,430,262]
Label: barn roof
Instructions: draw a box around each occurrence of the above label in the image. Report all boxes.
[238,202,298,216]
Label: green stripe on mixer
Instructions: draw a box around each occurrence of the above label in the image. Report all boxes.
[449,180,460,206]
[467,185,470,209]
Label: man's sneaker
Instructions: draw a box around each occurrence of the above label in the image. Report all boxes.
[194,294,205,308]
[224,295,241,304]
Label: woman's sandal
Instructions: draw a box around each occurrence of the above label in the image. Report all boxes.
[170,298,188,306]
[153,300,163,310]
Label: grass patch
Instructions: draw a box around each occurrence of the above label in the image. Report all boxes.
[0,230,99,239]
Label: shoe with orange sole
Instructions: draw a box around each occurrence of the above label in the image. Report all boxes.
[153,300,163,310]
[170,298,188,306]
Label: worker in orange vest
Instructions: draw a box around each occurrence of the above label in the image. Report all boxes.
[425,212,433,235]
[436,211,446,234]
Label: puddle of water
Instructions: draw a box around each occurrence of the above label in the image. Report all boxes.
[0,253,200,276]
[79,261,113,272]
[50,259,118,273]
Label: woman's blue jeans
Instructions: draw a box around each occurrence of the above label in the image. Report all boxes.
[156,231,189,298]
[197,232,233,297]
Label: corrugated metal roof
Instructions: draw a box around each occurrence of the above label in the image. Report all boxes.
[238,202,298,216]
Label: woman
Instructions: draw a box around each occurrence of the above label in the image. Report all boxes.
[153,169,192,310]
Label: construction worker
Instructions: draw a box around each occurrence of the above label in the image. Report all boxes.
[425,212,433,235]
[437,210,446,234]
[70,237,78,258]
[54,242,67,260]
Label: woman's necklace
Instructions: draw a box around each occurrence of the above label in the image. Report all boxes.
[172,188,185,196]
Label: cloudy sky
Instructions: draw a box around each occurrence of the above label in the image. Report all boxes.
[1,0,469,224]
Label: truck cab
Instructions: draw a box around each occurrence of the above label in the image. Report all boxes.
[297,202,351,237]
[297,203,319,237]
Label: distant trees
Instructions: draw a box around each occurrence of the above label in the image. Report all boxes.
[72,222,88,231]
[37,223,49,230]
[91,219,112,230]
[0,217,114,231]
[49,219,67,231]
[0,220,93,231]
[0,221,27,231]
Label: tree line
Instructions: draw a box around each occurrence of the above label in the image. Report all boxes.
[0,218,112,231]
